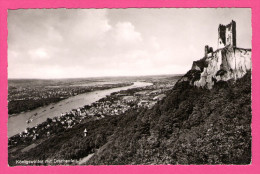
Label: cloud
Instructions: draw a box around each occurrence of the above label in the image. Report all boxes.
[114,22,142,44]
[70,10,112,43]
[47,26,63,43]
[7,8,251,79]
[28,48,50,60]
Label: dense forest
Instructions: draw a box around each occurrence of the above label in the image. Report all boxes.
[9,72,251,165]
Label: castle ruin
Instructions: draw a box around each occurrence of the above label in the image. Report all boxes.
[204,20,237,57]
[189,20,251,89]
[218,20,236,49]
[204,45,213,57]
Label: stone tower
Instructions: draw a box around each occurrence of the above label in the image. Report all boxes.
[205,45,213,57]
[218,20,237,49]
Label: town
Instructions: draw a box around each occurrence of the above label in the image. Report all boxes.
[8,76,179,150]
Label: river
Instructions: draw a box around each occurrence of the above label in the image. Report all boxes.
[8,81,152,137]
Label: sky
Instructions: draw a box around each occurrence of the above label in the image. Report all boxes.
[8,8,252,79]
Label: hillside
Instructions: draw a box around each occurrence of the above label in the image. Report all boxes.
[83,46,252,165]
[86,71,251,165]
[9,69,251,165]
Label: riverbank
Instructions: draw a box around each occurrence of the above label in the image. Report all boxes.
[8,82,133,115]
[8,81,152,137]
[8,76,181,166]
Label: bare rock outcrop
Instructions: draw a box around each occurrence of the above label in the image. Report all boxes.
[182,46,251,89]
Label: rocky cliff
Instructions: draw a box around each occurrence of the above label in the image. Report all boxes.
[181,46,251,89]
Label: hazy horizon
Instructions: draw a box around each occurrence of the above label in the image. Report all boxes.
[8,8,252,79]
[8,73,184,80]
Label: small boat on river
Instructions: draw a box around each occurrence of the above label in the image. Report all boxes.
[26,118,33,124]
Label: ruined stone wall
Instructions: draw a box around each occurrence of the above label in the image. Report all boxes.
[225,21,236,47]
[218,20,237,49]
[205,45,213,57]
[218,25,226,49]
